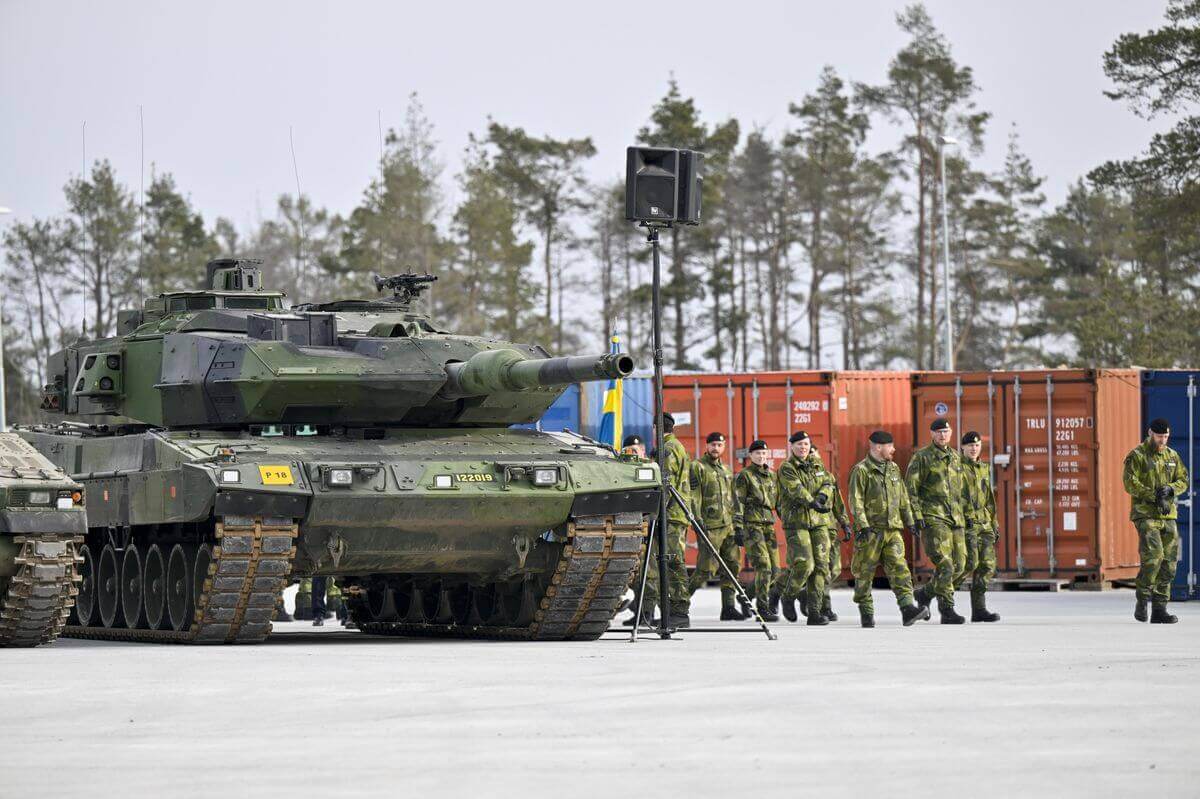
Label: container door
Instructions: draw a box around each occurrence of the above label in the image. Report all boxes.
[1141,372,1199,599]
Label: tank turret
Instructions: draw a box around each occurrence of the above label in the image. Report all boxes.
[39,262,635,429]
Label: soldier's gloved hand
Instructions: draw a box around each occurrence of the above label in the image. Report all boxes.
[810,494,831,512]
[1156,486,1175,502]
[733,528,745,546]
[855,527,873,543]
[840,522,853,542]
[913,518,928,535]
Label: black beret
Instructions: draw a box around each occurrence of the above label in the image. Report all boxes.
[706,431,726,443]
[961,431,982,445]
[748,439,769,453]
[622,435,643,447]
[789,430,811,444]
[930,418,950,431]
[661,412,675,426]
[1150,418,1171,434]
[869,430,893,445]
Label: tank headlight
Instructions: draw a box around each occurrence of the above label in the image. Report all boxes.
[328,468,354,486]
[635,467,656,482]
[28,491,52,505]
[56,497,74,510]
[220,469,241,484]
[432,474,454,489]
[532,468,558,486]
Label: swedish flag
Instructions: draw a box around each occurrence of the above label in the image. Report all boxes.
[597,334,623,449]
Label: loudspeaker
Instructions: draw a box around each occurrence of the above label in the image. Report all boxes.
[677,149,703,225]
[625,147,678,223]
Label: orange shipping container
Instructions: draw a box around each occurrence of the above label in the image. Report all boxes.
[662,371,913,575]
[911,369,1141,585]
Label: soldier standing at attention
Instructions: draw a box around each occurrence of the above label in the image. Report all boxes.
[814,448,853,623]
[772,431,832,625]
[907,418,967,624]
[848,430,930,628]
[687,432,744,620]
[959,431,1000,622]
[657,413,694,627]
[733,439,780,622]
[1123,418,1188,624]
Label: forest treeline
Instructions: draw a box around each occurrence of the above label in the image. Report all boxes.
[4,2,1200,422]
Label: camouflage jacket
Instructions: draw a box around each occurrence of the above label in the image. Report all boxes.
[662,433,691,525]
[848,455,915,532]
[776,453,833,530]
[691,452,734,532]
[905,443,966,527]
[807,450,849,530]
[961,457,997,529]
[1123,438,1190,521]
[733,462,778,529]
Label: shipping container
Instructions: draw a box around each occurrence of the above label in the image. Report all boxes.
[512,384,581,435]
[911,369,1141,586]
[1140,370,1200,600]
[662,371,914,575]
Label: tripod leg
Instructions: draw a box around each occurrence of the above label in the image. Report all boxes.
[629,518,657,642]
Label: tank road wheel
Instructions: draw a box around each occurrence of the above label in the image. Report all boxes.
[143,545,167,630]
[466,585,503,626]
[73,544,97,627]
[401,581,427,623]
[366,584,399,623]
[97,544,122,629]
[449,584,473,626]
[422,581,454,624]
[192,544,213,621]
[166,544,192,633]
[500,580,537,628]
[121,545,147,629]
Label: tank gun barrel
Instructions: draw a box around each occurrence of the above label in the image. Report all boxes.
[441,349,634,399]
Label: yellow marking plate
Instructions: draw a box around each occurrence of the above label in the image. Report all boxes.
[258,465,294,485]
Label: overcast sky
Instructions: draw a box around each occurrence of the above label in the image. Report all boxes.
[0,0,1174,236]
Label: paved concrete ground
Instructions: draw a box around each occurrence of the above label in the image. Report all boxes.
[2,588,1198,798]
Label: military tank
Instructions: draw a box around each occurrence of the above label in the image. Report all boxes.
[0,433,85,647]
[18,259,655,644]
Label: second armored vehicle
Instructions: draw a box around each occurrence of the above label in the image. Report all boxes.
[20,260,656,644]
[0,433,85,647]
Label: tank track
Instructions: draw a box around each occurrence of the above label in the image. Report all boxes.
[64,516,298,644]
[0,532,83,648]
[352,515,646,641]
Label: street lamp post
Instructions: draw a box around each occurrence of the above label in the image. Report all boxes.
[937,137,957,372]
[0,206,11,432]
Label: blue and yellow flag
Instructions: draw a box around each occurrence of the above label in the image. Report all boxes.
[598,334,623,449]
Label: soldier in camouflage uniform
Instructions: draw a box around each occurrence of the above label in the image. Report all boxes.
[907,418,967,624]
[772,431,832,625]
[618,434,651,625]
[847,430,931,628]
[636,413,693,628]
[1123,417,1188,624]
[687,432,745,620]
[959,431,1000,622]
[733,439,780,622]
[817,450,854,623]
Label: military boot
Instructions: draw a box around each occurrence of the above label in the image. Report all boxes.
[859,606,875,628]
[938,598,965,625]
[756,600,779,622]
[1134,597,1149,623]
[798,594,808,618]
[738,597,754,620]
[669,609,691,629]
[1151,603,1179,624]
[823,599,838,622]
[806,609,829,626]
[781,596,798,623]
[768,588,781,616]
[913,583,931,608]
[312,616,325,627]
[901,603,929,626]
[971,597,1000,623]
[719,605,743,621]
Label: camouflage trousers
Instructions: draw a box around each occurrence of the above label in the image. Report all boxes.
[687,524,741,608]
[778,528,828,611]
[742,525,776,604]
[824,527,842,610]
[959,526,998,604]
[921,520,959,606]
[640,520,690,614]
[1135,519,1180,604]
[850,528,916,614]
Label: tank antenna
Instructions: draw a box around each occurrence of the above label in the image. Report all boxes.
[289,126,307,301]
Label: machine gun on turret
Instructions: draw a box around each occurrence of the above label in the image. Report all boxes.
[373,273,438,306]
